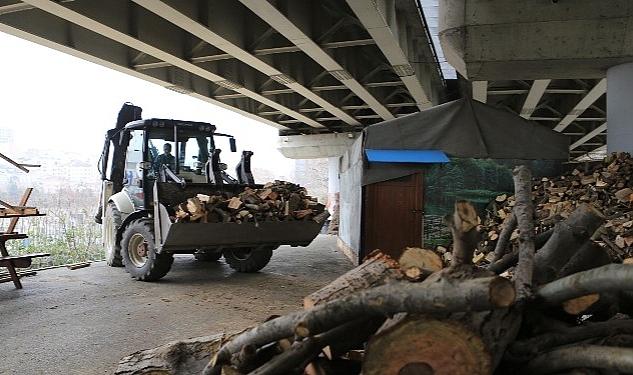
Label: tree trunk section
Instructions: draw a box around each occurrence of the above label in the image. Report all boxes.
[303,250,402,309]
[532,204,605,285]
[115,334,230,375]
[363,314,490,375]
[442,200,479,266]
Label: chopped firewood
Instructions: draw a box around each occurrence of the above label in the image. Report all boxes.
[473,252,485,265]
[227,197,243,210]
[294,209,313,219]
[615,188,633,203]
[396,247,443,282]
[187,197,206,222]
[170,181,328,225]
[197,194,212,203]
[66,262,91,270]
[479,152,633,264]
[257,188,272,200]
[562,293,601,315]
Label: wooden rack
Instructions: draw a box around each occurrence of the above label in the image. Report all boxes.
[0,153,49,289]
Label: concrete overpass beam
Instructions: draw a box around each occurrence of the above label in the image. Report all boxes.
[439,0,633,81]
[346,0,442,109]
[277,133,358,159]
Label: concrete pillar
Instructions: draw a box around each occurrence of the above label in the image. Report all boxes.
[326,157,340,233]
[327,157,340,210]
[607,62,633,155]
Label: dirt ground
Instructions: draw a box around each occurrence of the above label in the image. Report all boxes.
[0,234,354,375]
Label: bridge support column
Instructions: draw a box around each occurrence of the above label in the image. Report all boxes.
[607,63,633,155]
[326,157,340,234]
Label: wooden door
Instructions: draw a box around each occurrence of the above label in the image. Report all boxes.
[363,172,424,259]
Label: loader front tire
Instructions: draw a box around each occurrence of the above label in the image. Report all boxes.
[121,218,173,281]
[223,247,274,273]
[103,202,123,267]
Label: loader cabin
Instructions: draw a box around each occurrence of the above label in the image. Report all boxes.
[119,118,237,209]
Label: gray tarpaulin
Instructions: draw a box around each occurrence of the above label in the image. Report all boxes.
[356,97,570,185]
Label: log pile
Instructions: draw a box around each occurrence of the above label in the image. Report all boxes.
[116,159,633,375]
[172,180,329,225]
[480,152,633,265]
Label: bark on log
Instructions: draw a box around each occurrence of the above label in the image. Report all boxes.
[294,275,515,338]
[535,264,633,306]
[204,314,305,374]
[512,165,536,301]
[553,241,616,318]
[508,319,633,360]
[363,314,490,375]
[522,345,633,374]
[115,334,231,375]
[557,241,612,278]
[532,204,605,285]
[303,250,402,309]
[487,229,554,275]
[442,200,480,266]
[249,317,383,375]
[491,213,517,263]
[301,251,398,362]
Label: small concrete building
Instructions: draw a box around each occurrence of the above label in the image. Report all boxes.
[337,97,569,264]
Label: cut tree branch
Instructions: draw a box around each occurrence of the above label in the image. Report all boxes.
[442,200,480,266]
[535,263,633,306]
[508,319,633,359]
[522,345,633,374]
[511,165,536,302]
[294,276,515,338]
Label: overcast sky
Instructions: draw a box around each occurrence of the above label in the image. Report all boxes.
[0,31,293,170]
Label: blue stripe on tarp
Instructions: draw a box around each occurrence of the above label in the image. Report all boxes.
[365,149,450,163]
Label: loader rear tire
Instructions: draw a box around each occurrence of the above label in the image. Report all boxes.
[103,202,123,267]
[223,247,274,273]
[121,218,173,281]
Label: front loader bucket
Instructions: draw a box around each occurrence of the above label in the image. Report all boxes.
[159,220,325,252]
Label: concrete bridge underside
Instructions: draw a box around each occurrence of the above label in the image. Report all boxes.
[1,0,632,160]
[0,0,447,158]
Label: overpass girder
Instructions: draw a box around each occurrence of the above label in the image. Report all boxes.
[0,0,447,138]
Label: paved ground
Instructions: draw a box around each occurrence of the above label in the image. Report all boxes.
[0,235,354,375]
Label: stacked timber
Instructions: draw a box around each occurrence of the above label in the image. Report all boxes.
[480,152,633,265]
[194,165,633,375]
[172,180,329,225]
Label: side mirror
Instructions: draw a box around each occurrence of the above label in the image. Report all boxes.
[229,137,237,152]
